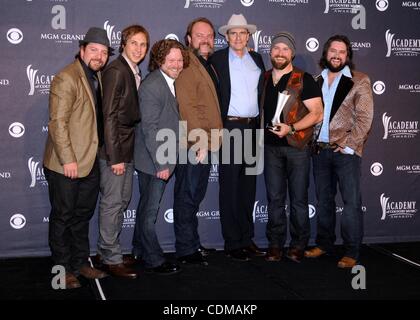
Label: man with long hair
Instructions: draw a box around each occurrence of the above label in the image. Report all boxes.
[305,35,374,268]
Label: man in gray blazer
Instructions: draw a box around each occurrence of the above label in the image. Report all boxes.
[133,39,189,275]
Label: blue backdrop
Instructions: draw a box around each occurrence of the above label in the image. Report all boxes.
[1,0,419,257]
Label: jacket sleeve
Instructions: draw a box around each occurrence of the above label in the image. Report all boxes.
[48,72,77,165]
[345,75,374,152]
[101,66,124,165]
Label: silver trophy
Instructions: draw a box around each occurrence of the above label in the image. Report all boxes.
[268,90,290,131]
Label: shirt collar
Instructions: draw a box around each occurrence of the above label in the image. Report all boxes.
[160,69,175,86]
[122,53,140,75]
[229,47,249,61]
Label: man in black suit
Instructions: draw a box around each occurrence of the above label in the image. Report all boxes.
[96,25,149,278]
[209,14,266,261]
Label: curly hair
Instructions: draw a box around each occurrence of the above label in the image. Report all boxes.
[319,34,354,70]
[148,39,190,72]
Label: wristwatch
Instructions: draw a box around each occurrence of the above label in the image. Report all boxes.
[288,124,296,135]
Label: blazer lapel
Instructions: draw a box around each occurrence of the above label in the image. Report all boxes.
[157,71,178,114]
[317,74,354,122]
[76,61,96,113]
[330,75,354,122]
[118,55,139,100]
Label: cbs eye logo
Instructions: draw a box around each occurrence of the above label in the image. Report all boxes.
[7,28,23,44]
[165,34,179,41]
[164,209,174,223]
[373,81,386,95]
[309,205,316,219]
[370,162,383,176]
[376,0,389,11]
[241,0,254,6]
[306,38,319,52]
[10,214,26,229]
[9,122,25,138]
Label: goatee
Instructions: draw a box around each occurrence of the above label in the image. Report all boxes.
[326,60,346,73]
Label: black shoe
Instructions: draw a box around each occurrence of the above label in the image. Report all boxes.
[178,252,208,266]
[198,245,216,256]
[145,262,181,275]
[226,249,250,262]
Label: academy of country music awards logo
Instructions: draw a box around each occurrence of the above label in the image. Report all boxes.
[382,112,419,139]
[267,0,309,7]
[26,65,54,96]
[385,29,420,57]
[122,209,136,228]
[380,193,417,220]
[28,157,47,188]
[323,0,362,14]
[252,30,273,54]
[103,20,121,49]
[183,0,226,9]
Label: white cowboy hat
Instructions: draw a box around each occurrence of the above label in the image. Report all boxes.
[218,13,257,35]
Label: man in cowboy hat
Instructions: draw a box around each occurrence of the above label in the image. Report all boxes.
[44,27,111,289]
[209,14,266,261]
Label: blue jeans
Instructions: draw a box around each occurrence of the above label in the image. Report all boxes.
[264,145,310,249]
[173,160,211,257]
[132,171,167,268]
[312,149,363,260]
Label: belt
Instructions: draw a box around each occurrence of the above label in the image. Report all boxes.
[226,116,256,124]
[316,142,337,150]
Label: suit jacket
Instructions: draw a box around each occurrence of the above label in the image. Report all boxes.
[317,70,374,157]
[175,50,223,152]
[43,59,100,177]
[134,69,180,176]
[209,47,265,122]
[100,55,141,165]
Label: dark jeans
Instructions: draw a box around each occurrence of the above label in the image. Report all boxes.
[313,149,363,260]
[264,144,310,249]
[219,120,257,251]
[44,159,99,274]
[132,171,167,268]
[173,160,211,257]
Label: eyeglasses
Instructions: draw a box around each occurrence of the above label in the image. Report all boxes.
[227,31,249,38]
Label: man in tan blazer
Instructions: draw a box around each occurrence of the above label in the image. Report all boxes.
[304,35,374,268]
[43,27,111,289]
[173,17,222,265]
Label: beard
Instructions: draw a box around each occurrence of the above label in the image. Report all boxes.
[326,59,346,73]
[88,59,104,71]
[271,56,291,70]
[193,41,214,59]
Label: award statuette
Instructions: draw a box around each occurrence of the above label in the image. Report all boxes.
[267,90,290,131]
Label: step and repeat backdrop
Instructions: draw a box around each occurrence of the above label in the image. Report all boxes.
[1,0,419,257]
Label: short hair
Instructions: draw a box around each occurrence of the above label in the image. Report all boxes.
[119,24,150,54]
[148,39,190,72]
[184,17,216,47]
[319,34,354,70]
